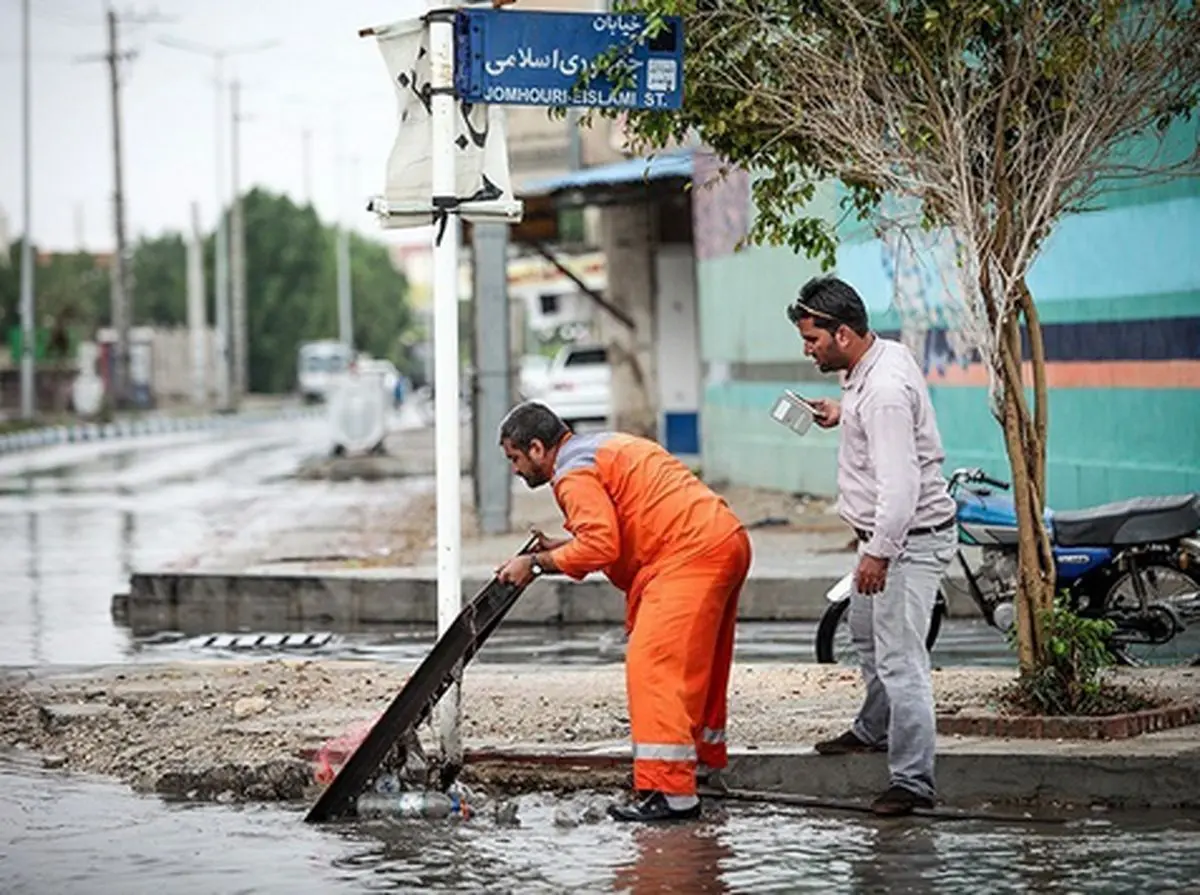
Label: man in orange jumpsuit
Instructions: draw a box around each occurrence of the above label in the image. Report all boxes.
[495,401,752,823]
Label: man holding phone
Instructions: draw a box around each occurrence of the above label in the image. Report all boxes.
[788,275,957,816]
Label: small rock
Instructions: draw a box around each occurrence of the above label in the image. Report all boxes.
[580,800,606,824]
[493,800,520,827]
[42,754,68,769]
[233,696,270,719]
[38,703,120,732]
[553,804,580,827]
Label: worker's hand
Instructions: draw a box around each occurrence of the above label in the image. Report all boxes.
[529,527,569,552]
[496,554,537,587]
[854,554,889,596]
[809,398,841,428]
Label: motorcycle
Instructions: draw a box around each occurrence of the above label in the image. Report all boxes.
[815,468,1200,666]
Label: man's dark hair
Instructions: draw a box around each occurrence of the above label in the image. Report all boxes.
[499,401,570,451]
[786,276,870,337]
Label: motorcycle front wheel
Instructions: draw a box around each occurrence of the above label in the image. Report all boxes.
[815,591,946,664]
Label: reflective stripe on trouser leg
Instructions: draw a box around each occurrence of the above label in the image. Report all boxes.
[626,529,752,795]
[697,529,751,771]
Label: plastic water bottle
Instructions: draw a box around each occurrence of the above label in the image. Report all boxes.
[356,790,468,820]
[374,774,402,795]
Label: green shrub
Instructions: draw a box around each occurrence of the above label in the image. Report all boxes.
[1005,596,1122,716]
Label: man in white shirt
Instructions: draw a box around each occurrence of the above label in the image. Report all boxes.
[788,275,957,816]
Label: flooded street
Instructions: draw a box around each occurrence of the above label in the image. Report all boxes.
[4,750,1200,894]
[3,420,1198,893]
[0,418,338,667]
[0,414,1015,670]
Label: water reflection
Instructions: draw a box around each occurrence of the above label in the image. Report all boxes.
[847,822,940,894]
[3,760,1200,895]
[612,822,735,894]
[0,423,328,668]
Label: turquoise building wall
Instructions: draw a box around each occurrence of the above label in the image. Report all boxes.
[692,146,1200,511]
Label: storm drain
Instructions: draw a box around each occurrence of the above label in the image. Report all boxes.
[196,632,336,651]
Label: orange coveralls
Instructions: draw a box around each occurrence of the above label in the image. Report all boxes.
[546,431,752,796]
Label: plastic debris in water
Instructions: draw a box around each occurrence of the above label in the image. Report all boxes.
[356,790,471,820]
[492,799,520,827]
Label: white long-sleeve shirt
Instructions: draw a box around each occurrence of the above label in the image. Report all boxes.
[834,336,957,559]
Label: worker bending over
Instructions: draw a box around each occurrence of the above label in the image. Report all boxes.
[496,402,752,823]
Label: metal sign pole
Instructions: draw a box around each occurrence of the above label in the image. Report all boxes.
[429,5,464,769]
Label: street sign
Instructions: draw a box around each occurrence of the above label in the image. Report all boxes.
[454,9,684,110]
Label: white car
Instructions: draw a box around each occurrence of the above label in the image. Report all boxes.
[537,343,611,426]
[518,354,552,400]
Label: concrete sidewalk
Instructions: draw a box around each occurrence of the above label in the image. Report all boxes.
[462,726,1200,811]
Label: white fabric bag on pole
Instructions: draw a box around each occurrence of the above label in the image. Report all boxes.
[369,17,523,229]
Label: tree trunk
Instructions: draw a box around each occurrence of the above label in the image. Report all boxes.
[994,278,1057,672]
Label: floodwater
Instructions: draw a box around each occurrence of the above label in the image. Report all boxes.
[0,418,339,667]
[3,419,1200,892]
[3,751,1200,894]
[0,414,1015,671]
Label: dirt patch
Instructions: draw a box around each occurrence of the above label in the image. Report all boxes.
[4,661,1196,806]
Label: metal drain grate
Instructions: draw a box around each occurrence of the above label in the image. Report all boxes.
[198,632,335,650]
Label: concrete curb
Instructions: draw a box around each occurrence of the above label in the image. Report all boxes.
[114,567,987,633]
[461,739,1200,809]
[0,406,323,456]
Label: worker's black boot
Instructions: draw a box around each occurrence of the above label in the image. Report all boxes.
[608,791,700,823]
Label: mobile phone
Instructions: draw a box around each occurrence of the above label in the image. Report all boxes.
[787,390,820,414]
[769,390,818,436]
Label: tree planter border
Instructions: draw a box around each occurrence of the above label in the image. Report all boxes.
[937,702,1200,740]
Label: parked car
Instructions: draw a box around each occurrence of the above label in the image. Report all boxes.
[537,343,611,426]
[297,340,353,404]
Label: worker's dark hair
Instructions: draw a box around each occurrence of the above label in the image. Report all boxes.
[499,401,570,452]
[786,275,870,337]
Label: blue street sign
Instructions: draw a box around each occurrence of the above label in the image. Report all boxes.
[454,9,684,110]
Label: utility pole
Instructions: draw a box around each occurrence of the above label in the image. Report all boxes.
[301,128,312,206]
[472,222,512,535]
[19,0,35,420]
[336,226,353,350]
[76,7,174,408]
[214,61,231,411]
[156,36,277,412]
[106,6,131,407]
[336,156,357,351]
[187,202,207,408]
[230,78,247,404]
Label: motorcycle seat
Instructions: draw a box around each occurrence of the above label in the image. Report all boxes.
[1053,494,1200,548]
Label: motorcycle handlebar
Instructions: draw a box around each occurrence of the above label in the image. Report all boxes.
[950,468,1011,491]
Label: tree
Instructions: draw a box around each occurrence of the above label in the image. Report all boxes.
[604,0,1199,671]
[2,193,416,398]
[240,189,414,393]
[130,232,188,326]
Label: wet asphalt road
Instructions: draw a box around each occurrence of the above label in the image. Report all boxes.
[0,416,334,667]
[0,413,1017,671]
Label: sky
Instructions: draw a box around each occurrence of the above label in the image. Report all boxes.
[0,0,438,252]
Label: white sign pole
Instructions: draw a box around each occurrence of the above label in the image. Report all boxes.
[428,5,463,769]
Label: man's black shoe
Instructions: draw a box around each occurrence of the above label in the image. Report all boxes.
[814,730,886,755]
[871,785,935,817]
[607,791,701,823]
